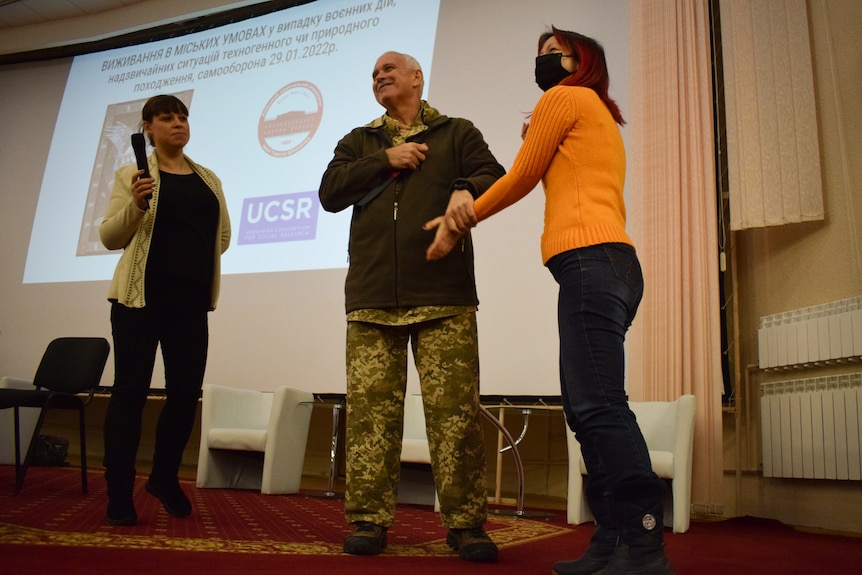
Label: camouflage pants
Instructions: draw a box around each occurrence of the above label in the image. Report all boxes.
[344,313,488,528]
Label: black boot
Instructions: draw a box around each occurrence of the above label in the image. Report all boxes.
[105,476,137,526]
[553,492,618,575]
[149,422,193,518]
[599,485,674,575]
[146,474,191,517]
[148,454,191,518]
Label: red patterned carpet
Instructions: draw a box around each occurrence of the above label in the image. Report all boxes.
[0,465,574,574]
[2,465,861,574]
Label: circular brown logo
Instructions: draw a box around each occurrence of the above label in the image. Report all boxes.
[258,81,323,158]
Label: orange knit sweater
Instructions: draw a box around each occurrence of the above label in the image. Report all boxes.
[474,85,632,264]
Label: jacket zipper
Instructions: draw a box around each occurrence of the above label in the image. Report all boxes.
[393,180,401,306]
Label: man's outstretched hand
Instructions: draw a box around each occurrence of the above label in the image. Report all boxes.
[424,189,477,261]
[423,216,462,261]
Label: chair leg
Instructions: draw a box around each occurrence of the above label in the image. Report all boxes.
[16,409,48,494]
[12,407,22,490]
[78,407,88,494]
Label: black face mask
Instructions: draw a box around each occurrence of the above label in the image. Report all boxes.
[535,53,572,91]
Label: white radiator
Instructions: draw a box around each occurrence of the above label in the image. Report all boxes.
[758,296,862,369]
[760,374,862,479]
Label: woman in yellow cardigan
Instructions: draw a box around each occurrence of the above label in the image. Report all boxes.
[100,94,230,527]
[426,28,674,575]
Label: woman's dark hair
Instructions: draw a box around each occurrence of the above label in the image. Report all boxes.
[140,94,189,144]
[539,27,625,126]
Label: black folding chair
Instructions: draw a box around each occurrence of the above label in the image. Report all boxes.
[0,337,110,493]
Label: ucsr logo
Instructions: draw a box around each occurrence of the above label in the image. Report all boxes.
[245,195,314,223]
[237,191,319,245]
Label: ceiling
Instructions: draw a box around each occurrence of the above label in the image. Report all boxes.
[0,0,302,63]
[0,0,148,30]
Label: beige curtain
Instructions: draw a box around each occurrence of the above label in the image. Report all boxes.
[721,0,824,230]
[627,0,725,514]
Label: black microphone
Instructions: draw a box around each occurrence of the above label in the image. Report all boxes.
[130,132,152,209]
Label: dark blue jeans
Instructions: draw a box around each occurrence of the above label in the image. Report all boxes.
[547,243,661,499]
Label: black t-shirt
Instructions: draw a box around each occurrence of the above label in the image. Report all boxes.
[145,170,219,311]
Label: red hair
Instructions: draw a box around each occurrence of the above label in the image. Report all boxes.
[539,27,625,126]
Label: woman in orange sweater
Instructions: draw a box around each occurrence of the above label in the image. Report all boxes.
[426,28,674,575]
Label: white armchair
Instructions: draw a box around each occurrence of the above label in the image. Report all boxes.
[196,384,313,495]
[566,394,696,533]
[401,393,433,464]
[400,393,439,510]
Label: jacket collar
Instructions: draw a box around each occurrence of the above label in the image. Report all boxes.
[366,100,446,130]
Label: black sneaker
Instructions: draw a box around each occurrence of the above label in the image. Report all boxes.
[343,521,388,555]
[106,496,137,526]
[145,479,191,517]
[446,527,499,563]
